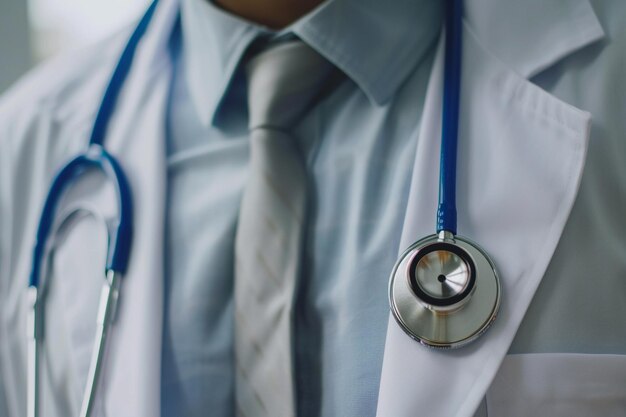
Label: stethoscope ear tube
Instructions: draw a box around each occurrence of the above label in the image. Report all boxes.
[79,270,122,417]
[26,149,133,417]
[26,2,158,416]
[29,145,133,289]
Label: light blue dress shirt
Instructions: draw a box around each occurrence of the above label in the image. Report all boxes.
[161,0,442,416]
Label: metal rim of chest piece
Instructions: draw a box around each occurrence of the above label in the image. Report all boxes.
[389,231,501,349]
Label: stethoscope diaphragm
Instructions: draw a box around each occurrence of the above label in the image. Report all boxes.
[389,231,501,349]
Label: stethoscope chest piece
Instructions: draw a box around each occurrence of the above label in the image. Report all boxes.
[389,231,500,349]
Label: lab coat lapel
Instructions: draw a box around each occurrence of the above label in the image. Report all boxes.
[376,13,602,417]
[90,1,179,416]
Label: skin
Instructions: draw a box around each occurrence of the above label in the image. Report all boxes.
[214,0,326,29]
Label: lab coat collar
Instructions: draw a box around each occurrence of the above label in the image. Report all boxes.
[465,0,604,79]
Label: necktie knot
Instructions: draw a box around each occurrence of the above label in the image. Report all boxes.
[246,40,334,130]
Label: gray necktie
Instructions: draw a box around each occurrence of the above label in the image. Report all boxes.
[234,41,334,417]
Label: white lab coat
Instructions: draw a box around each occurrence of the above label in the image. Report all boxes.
[0,0,623,416]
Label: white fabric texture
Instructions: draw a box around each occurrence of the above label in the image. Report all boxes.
[486,354,626,416]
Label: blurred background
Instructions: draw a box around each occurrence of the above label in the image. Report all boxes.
[0,0,150,94]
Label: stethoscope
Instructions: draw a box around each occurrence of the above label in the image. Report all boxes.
[26,2,158,416]
[25,0,500,415]
[388,0,501,349]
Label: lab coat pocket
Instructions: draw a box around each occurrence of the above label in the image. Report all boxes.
[486,353,626,417]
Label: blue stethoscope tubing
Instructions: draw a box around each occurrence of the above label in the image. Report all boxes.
[388,0,501,349]
[27,2,159,417]
[438,0,462,235]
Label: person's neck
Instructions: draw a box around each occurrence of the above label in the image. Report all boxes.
[214,0,325,29]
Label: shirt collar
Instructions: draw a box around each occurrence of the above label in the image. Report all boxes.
[181,0,264,127]
[181,0,443,127]
[180,0,604,128]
